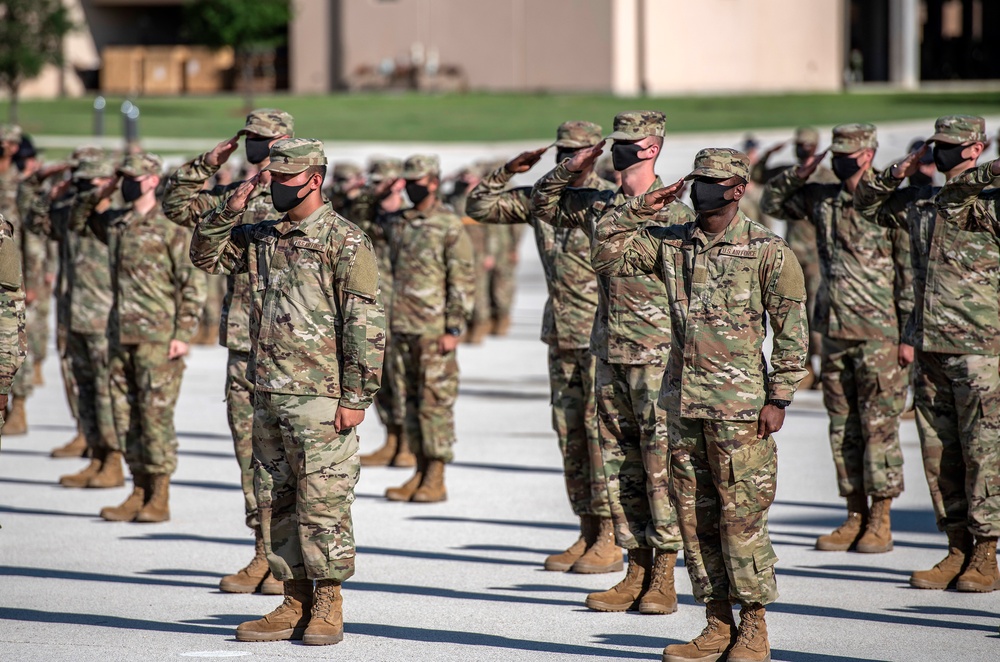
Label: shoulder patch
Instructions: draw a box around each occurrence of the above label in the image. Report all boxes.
[0,234,22,290]
[345,243,379,300]
[772,248,806,302]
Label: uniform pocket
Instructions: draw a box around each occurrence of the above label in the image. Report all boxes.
[730,436,777,518]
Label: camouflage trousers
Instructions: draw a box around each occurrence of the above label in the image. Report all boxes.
[471,266,494,328]
[548,346,602,517]
[914,351,1000,538]
[252,391,359,582]
[802,259,822,359]
[10,319,32,399]
[490,255,517,320]
[374,330,400,428]
[28,283,51,365]
[821,336,906,499]
[597,359,681,551]
[227,350,256,529]
[109,342,185,476]
[201,275,226,337]
[391,333,458,463]
[56,323,79,424]
[669,417,779,607]
[67,331,117,453]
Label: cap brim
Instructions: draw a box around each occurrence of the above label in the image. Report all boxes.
[684,167,735,181]
[607,131,642,141]
[239,126,281,139]
[402,170,438,180]
[554,139,600,149]
[927,133,963,145]
[263,162,310,174]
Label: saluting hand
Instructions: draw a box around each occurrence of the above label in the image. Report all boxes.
[373,176,399,199]
[205,135,240,167]
[890,144,929,181]
[642,179,685,211]
[505,147,549,174]
[757,404,785,439]
[794,149,828,180]
[93,175,120,201]
[225,173,259,214]
[764,140,787,157]
[565,142,604,173]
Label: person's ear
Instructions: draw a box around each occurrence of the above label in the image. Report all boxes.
[968,142,985,160]
[731,182,747,202]
[428,177,440,193]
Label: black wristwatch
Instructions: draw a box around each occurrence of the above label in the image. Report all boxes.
[767,399,791,410]
[446,327,462,336]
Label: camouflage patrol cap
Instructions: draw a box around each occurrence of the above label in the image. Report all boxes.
[75,158,116,180]
[117,152,163,178]
[368,157,403,182]
[70,146,105,169]
[830,123,878,153]
[0,124,22,143]
[795,126,820,146]
[928,115,987,145]
[238,108,294,139]
[263,138,328,174]
[402,154,440,179]
[607,111,666,141]
[555,121,603,148]
[684,148,751,182]
[332,161,362,179]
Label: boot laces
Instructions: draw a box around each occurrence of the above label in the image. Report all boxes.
[734,612,760,647]
[312,585,338,617]
[969,541,994,565]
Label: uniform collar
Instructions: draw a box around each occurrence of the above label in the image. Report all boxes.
[402,197,446,221]
[273,202,330,237]
[688,210,749,250]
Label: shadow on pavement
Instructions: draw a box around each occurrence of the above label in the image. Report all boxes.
[598,633,894,661]
[408,515,577,531]
[348,581,581,607]
[461,543,563,555]
[356,545,539,567]
[769,601,997,633]
[458,387,548,401]
[0,504,96,519]
[0,565,216,589]
[119,532,251,546]
[770,527,945,551]
[0,607,233,636]
[451,461,561,474]
[777,565,907,585]
[772,505,939,535]
[171,479,240,491]
[346,622,650,659]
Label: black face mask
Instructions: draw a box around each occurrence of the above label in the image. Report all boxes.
[270,180,310,213]
[75,179,95,193]
[121,178,144,203]
[795,144,813,161]
[908,171,934,187]
[690,180,735,213]
[831,155,862,182]
[933,142,967,173]
[611,142,644,172]
[451,181,470,196]
[405,182,431,206]
[244,136,272,165]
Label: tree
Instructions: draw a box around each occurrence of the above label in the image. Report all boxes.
[0,0,74,123]
[183,0,291,109]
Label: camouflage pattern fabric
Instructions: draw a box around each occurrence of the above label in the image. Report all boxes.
[927,114,987,145]
[597,359,680,550]
[490,223,520,321]
[530,162,695,364]
[821,337,906,498]
[68,331,118,453]
[549,346,601,517]
[0,213,27,420]
[237,108,294,139]
[227,349,257,528]
[669,417,779,606]
[109,342,185,475]
[0,166,37,399]
[253,392,359,582]
[607,110,667,140]
[391,333,459,462]
[913,351,1000,538]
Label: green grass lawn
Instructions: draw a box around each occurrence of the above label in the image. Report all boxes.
[5,90,1000,143]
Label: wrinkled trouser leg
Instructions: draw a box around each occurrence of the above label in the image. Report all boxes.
[227,349,257,528]
[549,345,599,517]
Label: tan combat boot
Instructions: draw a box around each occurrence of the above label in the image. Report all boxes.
[956,536,1000,593]
[639,550,678,615]
[261,572,284,595]
[815,493,868,551]
[585,548,651,612]
[662,599,736,662]
[135,474,171,523]
[359,425,400,467]
[3,396,27,435]
[466,323,488,345]
[491,315,511,337]
[856,496,893,553]
[32,363,44,386]
[59,452,103,488]
[412,459,447,503]
[220,530,271,593]
[910,529,973,589]
[51,429,88,458]
[100,473,149,521]
[87,450,125,488]
[572,517,624,574]
[236,578,313,642]
[392,434,417,468]
[303,579,344,645]
[544,516,595,571]
[385,456,426,501]
[728,603,770,662]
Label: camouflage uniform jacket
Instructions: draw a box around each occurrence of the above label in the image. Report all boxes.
[28,186,113,335]
[760,168,914,342]
[855,168,1000,355]
[467,165,610,350]
[73,196,206,346]
[163,155,279,352]
[531,162,696,364]
[389,199,475,337]
[190,202,385,408]
[343,187,400,299]
[0,167,44,296]
[0,213,26,395]
[591,202,809,421]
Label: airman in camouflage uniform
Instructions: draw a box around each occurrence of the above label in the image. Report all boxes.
[0,210,26,441]
[26,153,124,489]
[856,115,1000,593]
[74,152,207,524]
[384,154,475,504]
[162,108,293,594]
[592,148,808,662]
[531,111,693,604]
[345,157,415,468]
[448,164,494,344]
[191,138,385,646]
[466,121,610,579]
[753,126,839,389]
[326,161,365,215]
[761,124,913,554]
